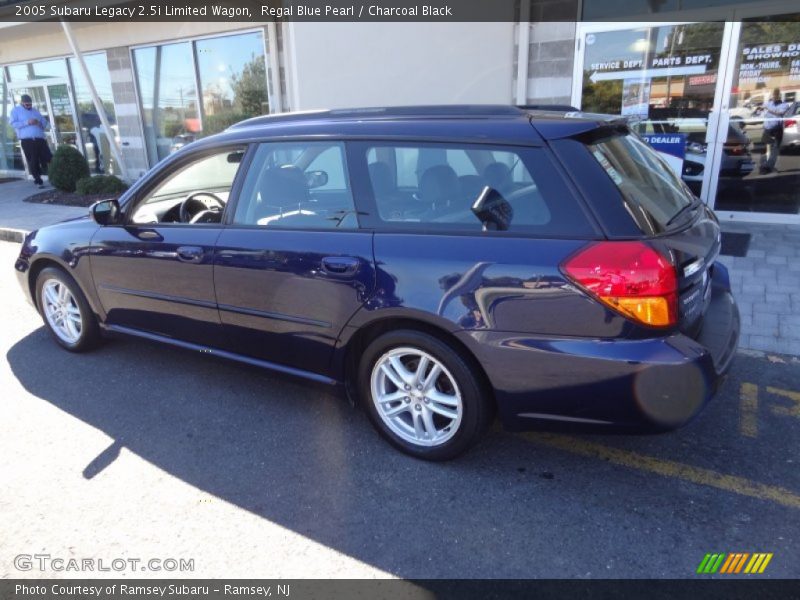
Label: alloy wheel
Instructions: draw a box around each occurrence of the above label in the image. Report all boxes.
[370,347,463,447]
[41,279,83,345]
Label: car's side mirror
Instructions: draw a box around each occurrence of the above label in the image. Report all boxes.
[305,170,329,189]
[472,186,513,232]
[91,198,121,225]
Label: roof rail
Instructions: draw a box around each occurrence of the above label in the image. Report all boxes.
[227,105,526,130]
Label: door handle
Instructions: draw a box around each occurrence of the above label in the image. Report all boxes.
[136,230,162,241]
[176,246,204,263]
[321,256,360,275]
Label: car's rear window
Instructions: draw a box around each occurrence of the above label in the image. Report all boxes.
[588,132,695,233]
[357,142,596,238]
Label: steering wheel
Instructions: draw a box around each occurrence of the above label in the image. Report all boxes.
[179,192,225,224]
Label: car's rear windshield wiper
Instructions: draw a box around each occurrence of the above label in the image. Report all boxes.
[665,198,700,227]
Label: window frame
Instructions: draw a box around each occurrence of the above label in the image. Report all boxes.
[348,139,601,239]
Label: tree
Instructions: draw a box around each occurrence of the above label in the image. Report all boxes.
[581,75,624,114]
[231,53,269,117]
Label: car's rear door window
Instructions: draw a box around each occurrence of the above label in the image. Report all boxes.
[588,132,696,233]
[232,141,358,229]
[358,142,595,237]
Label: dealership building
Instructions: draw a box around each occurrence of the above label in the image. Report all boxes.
[1,0,799,225]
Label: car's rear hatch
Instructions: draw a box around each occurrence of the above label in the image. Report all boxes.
[556,124,738,370]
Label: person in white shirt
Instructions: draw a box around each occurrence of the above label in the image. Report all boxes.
[9,94,51,187]
[760,87,791,174]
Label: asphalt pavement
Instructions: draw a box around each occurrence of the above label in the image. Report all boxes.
[1,240,799,580]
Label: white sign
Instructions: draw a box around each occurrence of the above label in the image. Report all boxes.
[589,65,707,83]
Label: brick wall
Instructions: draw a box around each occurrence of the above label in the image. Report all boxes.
[518,0,580,106]
[525,22,577,105]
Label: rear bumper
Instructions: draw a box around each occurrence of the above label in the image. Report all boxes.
[457,263,739,432]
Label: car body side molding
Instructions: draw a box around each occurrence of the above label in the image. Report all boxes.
[104,324,339,386]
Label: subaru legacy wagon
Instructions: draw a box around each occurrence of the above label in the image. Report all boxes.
[15,105,739,460]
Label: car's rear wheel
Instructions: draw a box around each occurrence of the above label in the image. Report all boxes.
[359,329,492,460]
[35,267,101,352]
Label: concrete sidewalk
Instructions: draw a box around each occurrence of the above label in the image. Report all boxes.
[0,179,88,242]
[717,222,800,356]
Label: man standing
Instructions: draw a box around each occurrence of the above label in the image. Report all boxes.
[760,87,791,174]
[9,94,50,187]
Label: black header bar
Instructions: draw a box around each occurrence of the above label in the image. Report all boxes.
[0,0,796,23]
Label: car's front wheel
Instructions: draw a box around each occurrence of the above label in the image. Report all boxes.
[359,330,492,460]
[35,266,101,352]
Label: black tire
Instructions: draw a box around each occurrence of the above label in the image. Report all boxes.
[35,266,102,352]
[359,329,492,461]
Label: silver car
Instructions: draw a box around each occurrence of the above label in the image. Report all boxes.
[780,102,799,152]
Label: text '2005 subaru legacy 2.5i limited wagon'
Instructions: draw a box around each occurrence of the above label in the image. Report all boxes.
[15,106,739,460]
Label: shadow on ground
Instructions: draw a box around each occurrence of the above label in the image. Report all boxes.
[7,327,800,578]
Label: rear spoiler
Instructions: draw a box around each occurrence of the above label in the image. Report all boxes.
[517,104,580,112]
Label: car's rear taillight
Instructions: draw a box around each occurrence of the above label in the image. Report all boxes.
[724,143,747,156]
[561,241,678,327]
[785,118,796,128]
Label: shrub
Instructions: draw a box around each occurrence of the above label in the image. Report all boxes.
[76,175,129,196]
[48,145,90,192]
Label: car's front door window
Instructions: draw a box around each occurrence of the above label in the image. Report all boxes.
[130,147,246,225]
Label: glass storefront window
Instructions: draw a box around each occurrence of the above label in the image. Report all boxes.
[134,31,269,167]
[134,42,199,166]
[3,54,116,175]
[196,32,268,136]
[716,17,800,214]
[581,23,728,197]
[6,64,33,82]
[8,58,69,82]
[1,75,20,171]
[69,54,117,175]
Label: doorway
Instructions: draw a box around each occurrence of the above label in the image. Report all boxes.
[6,78,81,179]
[573,8,800,225]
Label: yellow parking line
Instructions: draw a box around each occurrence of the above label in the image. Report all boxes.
[519,432,800,511]
[766,386,800,418]
[739,383,759,438]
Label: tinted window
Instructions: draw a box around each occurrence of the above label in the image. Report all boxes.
[234,141,357,229]
[588,133,695,233]
[362,142,594,237]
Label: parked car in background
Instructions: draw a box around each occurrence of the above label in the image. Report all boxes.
[779,102,799,152]
[639,115,754,194]
[681,124,754,194]
[730,100,798,154]
[170,133,196,154]
[14,106,739,460]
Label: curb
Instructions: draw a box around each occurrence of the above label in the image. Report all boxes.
[0,227,27,243]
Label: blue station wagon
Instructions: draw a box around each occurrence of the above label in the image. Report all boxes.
[15,106,740,460]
